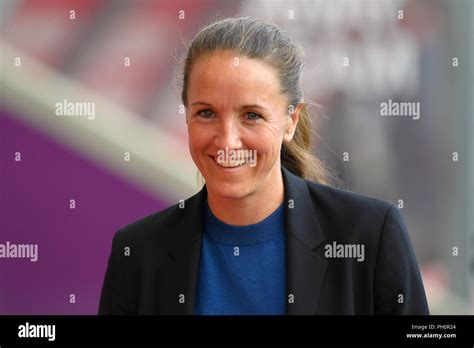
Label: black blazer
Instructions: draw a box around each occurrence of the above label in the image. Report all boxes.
[98,166,429,315]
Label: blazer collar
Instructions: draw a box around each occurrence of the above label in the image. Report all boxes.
[158,166,327,315]
[281,166,327,314]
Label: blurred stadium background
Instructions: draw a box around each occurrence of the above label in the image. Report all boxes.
[0,0,472,314]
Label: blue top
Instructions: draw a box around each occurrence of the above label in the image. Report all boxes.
[194,199,286,315]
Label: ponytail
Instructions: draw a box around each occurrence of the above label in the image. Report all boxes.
[281,103,330,185]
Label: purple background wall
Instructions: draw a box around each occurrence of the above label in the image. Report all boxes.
[0,108,169,314]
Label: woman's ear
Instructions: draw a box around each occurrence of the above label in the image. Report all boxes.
[283,103,303,143]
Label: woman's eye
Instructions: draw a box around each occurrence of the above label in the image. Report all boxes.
[245,112,261,121]
[198,109,215,118]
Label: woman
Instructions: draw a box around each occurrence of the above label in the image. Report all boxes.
[98,17,429,315]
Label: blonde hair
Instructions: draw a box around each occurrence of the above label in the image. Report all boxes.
[179,16,332,185]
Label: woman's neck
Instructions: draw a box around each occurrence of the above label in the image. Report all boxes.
[206,167,285,226]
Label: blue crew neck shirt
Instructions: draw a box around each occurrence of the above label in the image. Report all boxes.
[194,199,286,315]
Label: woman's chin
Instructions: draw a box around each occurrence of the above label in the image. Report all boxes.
[207,181,253,200]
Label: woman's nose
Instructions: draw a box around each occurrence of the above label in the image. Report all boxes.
[214,118,243,150]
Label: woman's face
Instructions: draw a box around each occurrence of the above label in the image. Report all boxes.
[186,50,299,200]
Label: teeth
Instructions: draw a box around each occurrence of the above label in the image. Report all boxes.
[219,162,245,168]
[215,157,246,168]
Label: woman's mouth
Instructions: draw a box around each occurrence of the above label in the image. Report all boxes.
[211,156,248,168]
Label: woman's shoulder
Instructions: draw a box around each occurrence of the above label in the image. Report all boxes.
[304,180,403,242]
[114,191,203,245]
[306,180,393,215]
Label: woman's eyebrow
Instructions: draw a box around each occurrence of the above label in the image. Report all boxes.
[241,104,269,111]
[190,101,269,111]
[191,101,212,106]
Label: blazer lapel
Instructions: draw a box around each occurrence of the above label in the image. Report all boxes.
[282,167,327,315]
[157,186,205,315]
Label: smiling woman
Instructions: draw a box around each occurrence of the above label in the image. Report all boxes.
[98,16,429,315]
[186,49,298,225]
